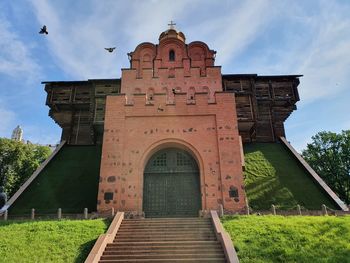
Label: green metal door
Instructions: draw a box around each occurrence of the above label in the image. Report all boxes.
[143,148,201,217]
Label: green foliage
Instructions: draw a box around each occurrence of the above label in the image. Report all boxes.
[9,145,101,214]
[222,215,350,263]
[0,138,51,197]
[302,130,350,204]
[244,143,337,210]
[0,219,108,262]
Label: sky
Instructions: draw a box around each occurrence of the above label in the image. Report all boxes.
[0,0,349,152]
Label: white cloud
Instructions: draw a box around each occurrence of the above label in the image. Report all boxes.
[29,0,121,79]
[26,0,283,82]
[28,0,350,106]
[234,1,350,104]
[29,0,203,79]
[296,6,350,103]
[210,0,272,66]
[0,16,41,80]
[28,0,275,80]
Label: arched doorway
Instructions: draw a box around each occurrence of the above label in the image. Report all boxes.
[143,148,201,217]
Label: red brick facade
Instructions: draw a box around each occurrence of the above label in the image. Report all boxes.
[97,29,247,215]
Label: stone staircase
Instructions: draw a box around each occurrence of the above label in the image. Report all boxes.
[98,217,227,262]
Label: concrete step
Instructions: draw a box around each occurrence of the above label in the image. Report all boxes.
[103,249,223,255]
[100,253,225,260]
[120,223,211,226]
[107,240,222,247]
[123,217,211,222]
[118,228,212,232]
[115,237,217,241]
[116,232,216,237]
[115,237,217,242]
[105,245,222,251]
[119,226,212,230]
[117,233,215,236]
[121,220,211,224]
[116,233,215,238]
[116,236,217,240]
[121,222,211,226]
[119,225,213,229]
[120,223,212,227]
[120,226,212,229]
[117,229,214,234]
[119,225,212,229]
[99,259,226,263]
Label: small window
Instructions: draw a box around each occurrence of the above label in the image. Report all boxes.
[169,50,175,61]
[229,186,238,198]
[104,192,114,201]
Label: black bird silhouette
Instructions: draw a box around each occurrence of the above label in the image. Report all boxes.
[172,88,176,95]
[39,25,48,34]
[105,47,116,53]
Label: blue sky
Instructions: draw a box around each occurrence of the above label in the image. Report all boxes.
[0,0,349,151]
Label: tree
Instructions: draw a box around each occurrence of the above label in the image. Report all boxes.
[0,138,51,198]
[302,130,350,205]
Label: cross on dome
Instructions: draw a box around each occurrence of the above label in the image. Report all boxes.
[168,20,176,29]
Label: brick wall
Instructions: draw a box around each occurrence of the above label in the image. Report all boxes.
[98,92,246,213]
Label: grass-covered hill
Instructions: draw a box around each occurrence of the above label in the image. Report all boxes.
[222,215,350,263]
[0,216,349,262]
[9,145,102,215]
[0,219,108,263]
[243,143,338,210]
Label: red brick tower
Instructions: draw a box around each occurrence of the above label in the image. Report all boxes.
[97,26,246,216]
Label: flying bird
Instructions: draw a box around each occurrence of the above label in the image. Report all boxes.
[39,25,48,35]
[105,47,116,53]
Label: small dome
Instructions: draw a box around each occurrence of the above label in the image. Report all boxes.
[159,29,186,43]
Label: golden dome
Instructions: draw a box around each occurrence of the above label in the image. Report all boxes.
[159,29,186,43]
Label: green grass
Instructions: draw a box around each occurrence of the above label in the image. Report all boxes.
[10,145,102,214]
[0,219,109,263]
[244,143,337,210]
[222,215,350,263]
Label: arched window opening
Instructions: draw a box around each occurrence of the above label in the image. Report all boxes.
[147,88,155,104]
[169,50,175,61]
[187,87,196,102]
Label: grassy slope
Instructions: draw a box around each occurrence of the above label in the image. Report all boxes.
[222,215,350,263]
[244,143,337,210]
[0,219,108,263]
[10,145,101,214]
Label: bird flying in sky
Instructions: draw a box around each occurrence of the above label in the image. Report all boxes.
[39,25,48,34]
[105,47,116,53]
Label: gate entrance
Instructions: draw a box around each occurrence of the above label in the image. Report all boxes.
[143,148,201,217]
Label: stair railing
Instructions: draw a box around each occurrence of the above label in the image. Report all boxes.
[210,210,240,263]
[85,211,124,263]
